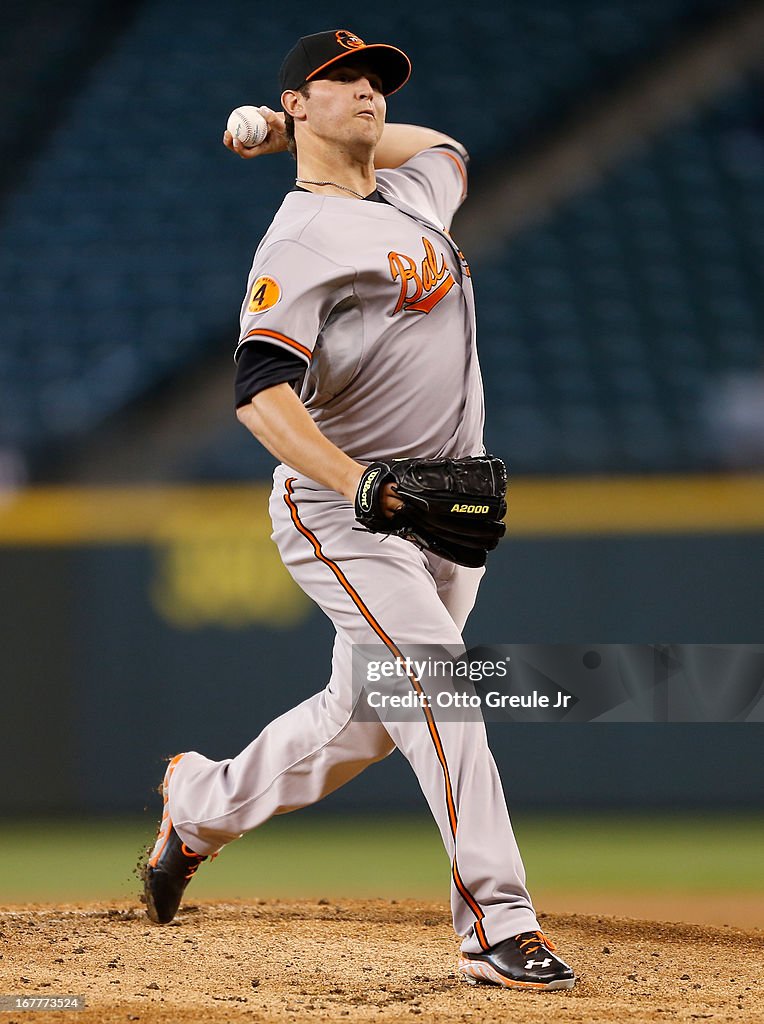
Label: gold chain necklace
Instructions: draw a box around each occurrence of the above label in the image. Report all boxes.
[295,178,367,199]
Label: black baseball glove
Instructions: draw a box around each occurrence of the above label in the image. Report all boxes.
[354,455,507,568]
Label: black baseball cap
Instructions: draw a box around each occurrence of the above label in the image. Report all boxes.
[279,29,411,97]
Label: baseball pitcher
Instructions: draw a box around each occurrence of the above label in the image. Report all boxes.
[143,28,576,992]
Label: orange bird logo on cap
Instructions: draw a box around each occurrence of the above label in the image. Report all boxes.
[336,30,365,49]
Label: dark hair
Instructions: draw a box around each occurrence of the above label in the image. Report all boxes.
[284,82,311,157]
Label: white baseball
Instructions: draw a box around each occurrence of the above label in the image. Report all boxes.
[226,106,268,147]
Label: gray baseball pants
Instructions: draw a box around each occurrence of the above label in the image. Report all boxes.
[169,466,540,952]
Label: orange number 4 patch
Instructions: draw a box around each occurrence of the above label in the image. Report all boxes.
[248,276,282,313]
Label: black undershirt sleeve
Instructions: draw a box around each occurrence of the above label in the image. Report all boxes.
[235,341,307,409]
[437,142,470,166]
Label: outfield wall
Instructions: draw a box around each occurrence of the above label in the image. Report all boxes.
[1,479,762,813]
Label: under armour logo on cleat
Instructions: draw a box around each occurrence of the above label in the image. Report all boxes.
[525,958,552,970]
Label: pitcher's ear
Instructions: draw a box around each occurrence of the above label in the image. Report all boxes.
[281,90,306,121]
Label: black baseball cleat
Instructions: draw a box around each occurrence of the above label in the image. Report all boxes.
[458,930,576,990]
[143,754,207,924]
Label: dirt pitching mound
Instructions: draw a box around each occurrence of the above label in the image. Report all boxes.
[1,899,761,1023]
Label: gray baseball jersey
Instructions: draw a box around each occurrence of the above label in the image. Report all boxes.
[234,146,485,464]
[168,145,541,954]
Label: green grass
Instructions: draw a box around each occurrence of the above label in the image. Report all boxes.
[1,812,761,903]
[515,812,764,893]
